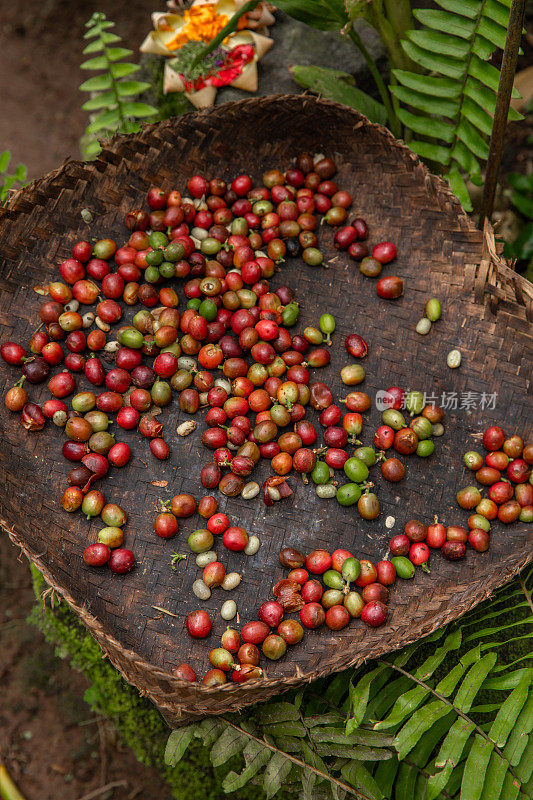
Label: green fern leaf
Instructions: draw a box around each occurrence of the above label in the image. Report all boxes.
[110,62,139,79]
[479,751,509,800]
[0,150,27,204]
[401,41,464,77]
[486,668,533,688]
[407,29,471,58]
[341,761,385,800]
[83,33,120,53]
[484,0,513,26]
[0,150,10,172]
[390,86,459,117]
[393,70,461,97]
[222,742,271,792]
[195,718,222,748]
[81,55,108,70]
[80,74,113,92]
[461,97,494,136]
[290,65,386,124]
[84,21,114,38]
[461,734,494,799]
[397,108,455,142]
[473,34,501,59]
[347,665,388,729]
[436,0,483,18]
[505,689,533,766]
[396,704,455,759]
[516,735,533,783]
[260,703,300,725]
[164,725,197,766]
[210,725,248,767]
[373,630,462,731]
[116,80,151,96]
[263,752,292,799]
[120,102,158,119]
[262,0,346,30]
[451,141,481,175]
[106,47,134,61]
[413,9,475,37]
[82,92,117,112]
[426,718,475,798]
[477,16,510,49]
[79,11,158,160]
[393,0,522,208]
[86,108,120,134]
[409,140,451,166]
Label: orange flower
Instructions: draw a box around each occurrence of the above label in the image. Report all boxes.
[166,4,230,50]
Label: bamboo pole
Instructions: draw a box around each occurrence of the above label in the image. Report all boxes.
[478,0,527,228]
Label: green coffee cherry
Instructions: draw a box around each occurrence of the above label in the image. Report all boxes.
[425,298,442,321]
[311,461,330,485]
[282,301,299,327]
[353,447,377,466]
[188,529,214,553]
[323,570,345,590]
[341,557,361,583]
[382,409,406,430]
[344,457,369,483]
[417,439,435,457]
[319,313,335,344]
[302,247,323,266]
[337,483,362,506]
[405,390,424,416]
[391,556,415,579]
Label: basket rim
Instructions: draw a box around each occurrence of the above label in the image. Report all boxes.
[1,94,531,704]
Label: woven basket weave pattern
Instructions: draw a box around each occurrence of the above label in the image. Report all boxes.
[0,96,531,723]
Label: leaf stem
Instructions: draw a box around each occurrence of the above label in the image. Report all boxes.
[347,27,401,137]
[518,573,533,616]
[383,0,416,67]
[188,0,260,72]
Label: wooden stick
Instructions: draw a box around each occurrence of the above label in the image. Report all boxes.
[478,0,527,228]
[151,605,180,618]
[73,780,128,800]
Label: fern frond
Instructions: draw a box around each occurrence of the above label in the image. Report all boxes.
[79,12,157,160]
[391,0,523,210]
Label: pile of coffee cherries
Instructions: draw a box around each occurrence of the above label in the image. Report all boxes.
[178,545,396,686]
[2,152,531,686]
[1,152,403,574]
[460,425,532,526]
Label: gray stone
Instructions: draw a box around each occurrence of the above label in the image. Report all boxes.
[216,11,386,104]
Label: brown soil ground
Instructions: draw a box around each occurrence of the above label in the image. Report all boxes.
[0,0,162,179]
[0,3,174,797]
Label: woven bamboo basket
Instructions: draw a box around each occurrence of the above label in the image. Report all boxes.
[0,96,532,725]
